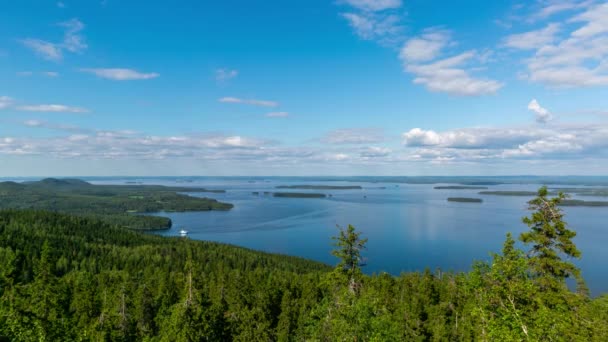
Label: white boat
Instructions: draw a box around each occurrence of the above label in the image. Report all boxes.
[179,229,189,236]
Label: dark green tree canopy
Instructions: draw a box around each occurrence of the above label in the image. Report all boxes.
[519,186,583,290]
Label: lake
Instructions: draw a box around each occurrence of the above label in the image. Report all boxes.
[90,176,608,296]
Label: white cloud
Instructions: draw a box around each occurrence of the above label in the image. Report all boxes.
[536,0,594,19]
[340,0,404,45]
[21,120,85,132]
[218,97,279,107]
[399,29,502,96]
[400,29,450,62]
[20,18,87,61]
[403,127,541,149]
[342,0,402,12]
[16,104,89,113]
[266,112,289,118]
[0,96,13,109]
[360,146,391,158]
[402,121,608,163]
[503,23,561,50]
[80,68,160,80]
[527,99,553,123]
[517,3,608,87]
[215,68,238,82]
[23,119,44,127]
[57,1,66,8]
[404,50,503,96]
[342,12,402,42]
[17,71,59,77]
[20,39,63,61]
[59,18,87,53]
[322,128,384,144]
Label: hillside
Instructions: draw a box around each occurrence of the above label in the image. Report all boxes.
[0,196,607,340]
[0,178,232,230]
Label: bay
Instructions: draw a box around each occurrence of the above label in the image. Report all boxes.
[89,176,608,296]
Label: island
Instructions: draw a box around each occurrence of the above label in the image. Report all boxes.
[275,185,362,190]
[0,178,232,230]
[434,186,489,190]
[273,192,327,198]
[559,199,608,207]
[550,188,608,197]
[479,191,539,196]
[447,197,483,203]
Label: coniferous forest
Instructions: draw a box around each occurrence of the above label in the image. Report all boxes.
[0,188,607,341]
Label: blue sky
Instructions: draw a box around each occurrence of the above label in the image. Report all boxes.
[1,0,607,176]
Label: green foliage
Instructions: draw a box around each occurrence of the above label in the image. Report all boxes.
[331,224,367,294]
[0,187,606,340]
[520,187,583,291]
[0,178,232,230]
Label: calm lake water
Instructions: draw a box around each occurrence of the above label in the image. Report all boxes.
[89,177,608,296]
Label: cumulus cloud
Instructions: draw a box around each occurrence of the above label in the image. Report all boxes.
[265,112,289,118]
[402,121,608,164]
[340,2,501,96]
[400,29,503,96]
[20,18,86,61]
[403,50,503,96]
[218,97,279,107]
[16,104,89,113]
[528,99,553,123]
[322,128,384,144]
[400,29,450,62]
[215,68,238,82]
[0,130,279,160]
[80,68,160,80]
[514,2,608,87]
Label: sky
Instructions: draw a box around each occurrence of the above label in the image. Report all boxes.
[1,0,608,176]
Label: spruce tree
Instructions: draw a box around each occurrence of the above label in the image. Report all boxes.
[332,224,367,294]
[519,187,583,291]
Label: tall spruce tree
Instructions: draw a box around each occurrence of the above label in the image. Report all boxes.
[519,187,583,291]
[332,224,367,294]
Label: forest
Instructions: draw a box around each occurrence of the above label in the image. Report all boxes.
[0,187,607,341]
[0,178,232,230]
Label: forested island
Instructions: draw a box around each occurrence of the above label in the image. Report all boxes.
[0,187,606,340]
[447,197,483,203]
[273,192,327,198]
[561,199,608,207]
[551,188,608,197]
[479,191,539,196]
[276,185,362,190]
[0,178,232,230]
[434,185,488,190]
